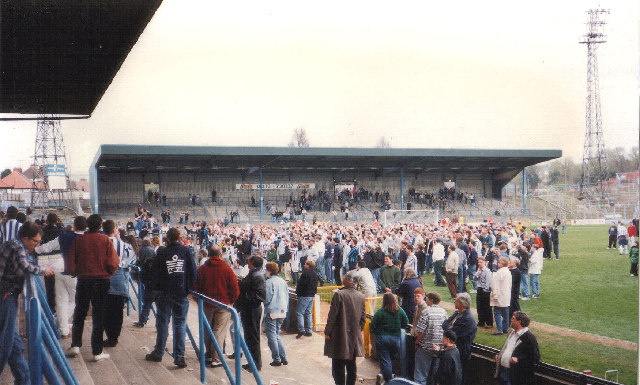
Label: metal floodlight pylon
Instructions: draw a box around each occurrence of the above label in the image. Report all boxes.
[30,115,72,209]
[578,9,609,202]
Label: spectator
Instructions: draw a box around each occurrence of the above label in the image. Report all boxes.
[133,237,162,328]
[0,222,55,383]
[379,255,401,293]
[234,255,266,371]
[193,245,240,367]
[264,262,289,367]
[433,330,463,385]
[296,260,319,338]
[445,244,459,300]
[145,227,198,368]
[528,244,543,298]
[370,292,409,385]
[66,214,119,361]
[629,241,639,277]
[414,291,448,385]
[442,293,477,380]
[491,257,512,335]
[494,311,540,385]
[324,271,366,385]
[395,268,422,321]
[473,256,493,329]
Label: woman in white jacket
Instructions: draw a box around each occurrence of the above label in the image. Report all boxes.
[528,244,544,299]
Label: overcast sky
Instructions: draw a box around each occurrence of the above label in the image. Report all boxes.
[2,0,638,178]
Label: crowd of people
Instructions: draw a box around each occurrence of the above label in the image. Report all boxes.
[2,203,638,385]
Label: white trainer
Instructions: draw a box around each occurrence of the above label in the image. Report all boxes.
[66,346,80,357]
[93,352,110,362]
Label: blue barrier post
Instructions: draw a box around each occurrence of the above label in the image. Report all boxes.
[197,299,207,384]
[41,347,64,385]
[40,311,77,385]
[34,277,61,339]
[400,329,407,378]
[28,297,42,384]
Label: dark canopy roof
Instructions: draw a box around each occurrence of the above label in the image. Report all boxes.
[0,0,162,116]
[92,145,561,178]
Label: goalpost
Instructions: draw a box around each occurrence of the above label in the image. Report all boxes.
[382,209,440,226]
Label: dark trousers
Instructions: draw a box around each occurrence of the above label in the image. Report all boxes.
[241,306,262,370]
[104,294,126,343]
[446,273,458,299]
[608,235,617,248]
[476,288,493,327]
[332,356,357,385]
[334,266,342,285]
[45,274,56,314]
[72,279,110,355]
[631,263,638,276]
[433,260,446,286]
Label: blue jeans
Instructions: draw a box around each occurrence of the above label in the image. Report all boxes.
[153,295,189,360]
[498,365,512,385]
[264,314,287,363]
[433,260,445,286]
[530,274,540,297]
[375,334,400,382]
[371,268,381,292]
[414,348,439,385]
[457,265,466,293]
[297,296,314,333]
[139,284,160,324]
[520,273,530,298]
[467,264,477,290]
[0,295,30,385]
[324,258,334,283]
[316,256,326,280]
[425,253,433,274]
[493,306,509,333]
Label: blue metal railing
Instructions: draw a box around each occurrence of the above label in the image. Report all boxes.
[127,266,263,385]
[26,275,80,385]
[190,291,264,385]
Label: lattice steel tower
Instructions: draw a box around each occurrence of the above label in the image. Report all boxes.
[578,9,609,201]
[30,115,71,208]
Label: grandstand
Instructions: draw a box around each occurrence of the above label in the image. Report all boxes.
[91,145,561,223]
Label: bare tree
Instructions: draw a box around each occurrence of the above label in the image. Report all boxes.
[287,127,310,147]
[375,136,391,148]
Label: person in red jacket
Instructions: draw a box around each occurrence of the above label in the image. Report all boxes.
[65,214,119,362]
[193,245,240,367]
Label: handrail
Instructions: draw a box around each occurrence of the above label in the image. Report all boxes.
[127,265,262,384]
[189,290,264,385]
[25,275,80,385]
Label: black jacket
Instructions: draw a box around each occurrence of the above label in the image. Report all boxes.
[235,268,266,312]
[296,268,319,297]
[153,242,197,297]
[495,330,540,385]
[442,309,477,363]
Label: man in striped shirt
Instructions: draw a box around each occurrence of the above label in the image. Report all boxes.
[0,206,22,244]
[414,292,448,385]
